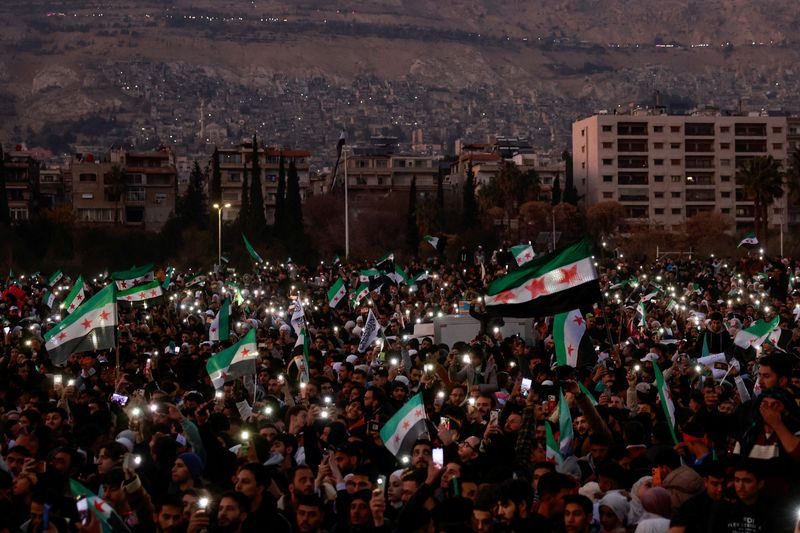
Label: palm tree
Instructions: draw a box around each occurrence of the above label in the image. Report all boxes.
[735,155,784,246]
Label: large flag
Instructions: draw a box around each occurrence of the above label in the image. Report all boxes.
[511,244,535,266]
[558,391,574,456]
[423,235,446,253]
[553,309,586,367]
[116,280,163,303]
[61,275,87,314]
[48,270,64,287]
[206,328,258,389]
[209,299,230,342]
[737,231,759,248]
[331,129,346,190]
[379,393,428,457]
[242,233,264,263]
[653,361,678,445]
[70,479,131,533]
[734,316,780,349]
[388,265,409,286]
[483,238,600,317]
[112,264,154,290]
[358,309,380,353]
[44,284,117,366]
[359,269,380,283]
[327,278,347,308]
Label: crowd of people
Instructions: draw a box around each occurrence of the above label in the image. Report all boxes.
[0,246,799,533]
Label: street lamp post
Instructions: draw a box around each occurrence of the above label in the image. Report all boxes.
[213,203,231,270]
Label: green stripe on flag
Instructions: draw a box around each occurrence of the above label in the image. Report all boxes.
[242,233,263,263]
[653,361,678,445]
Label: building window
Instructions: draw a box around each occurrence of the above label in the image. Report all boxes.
[602,125,613,132]
[773,127,783,134]
[773,143,784,150]
[720,159,731,167]
[774,207,784,215]
[154,193,168,204]
[654,159,664,165]
[229,172,241,182]
[654,175,665,182]
[721,175,731,182]
[671,176,682,182]
[720,143,730,149]
[655,208,665,215]
[653,142,664,149]
[603,192,613,199]
[670,159,681,165]
[721,191,731,198]
[670,126,681,133]
[653,126,664,133]
[670,143,681,149]
[81,193,94,199]
[581,162,585,169]
[654,192,664,198]
[672,192,681,198]
[9,208,28,221]
[602,175,613,182]
[79,173,97,182]
[602,158,614,166]
[720,126,730,133]
[602,142,613,149]
[672,208,682,215]
[722,208,731,214]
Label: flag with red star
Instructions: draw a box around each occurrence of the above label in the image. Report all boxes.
[206,328,258,389]
[43,284,117,366]
[510,244,535,266]
[70,478,132,533]
[112,263,155,291]
[61,275,87,315]
[116,279,163,303]
[553,309,586,367]
[379,393,428,457]
[483,238,600,317]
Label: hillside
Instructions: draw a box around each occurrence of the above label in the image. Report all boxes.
[1,1,799,158]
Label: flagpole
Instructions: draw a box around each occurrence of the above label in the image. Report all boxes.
[344,146,350,259]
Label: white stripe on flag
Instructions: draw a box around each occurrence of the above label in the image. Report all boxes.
[484,257,596,305]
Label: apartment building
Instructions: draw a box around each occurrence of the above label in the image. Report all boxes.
[572,110,789,230]
[343,148,442,201]
[1,149,40,222]
[71,148,178,229]
[213,143,312,223]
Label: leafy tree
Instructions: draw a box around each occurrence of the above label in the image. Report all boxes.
[238,162,250,229]
[286,159,303,229]
[736,155,784,245]
[274,153,286,232]
[478,162,539,219]
[176,161,208,229]
[551,174,562,205]
[210,147,222,204]
[249,135,267,234]
[586,201,626,238]
[562,150,579,205]
[407,176,419,254]
[0,144,9,225]
[462,162,477,228]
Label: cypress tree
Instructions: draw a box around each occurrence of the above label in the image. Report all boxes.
[562,150,578,205]
[249,135,267,233]
[462,162,476,228]
[552,174,562,205]
[407,176,419,254]
[211,147,222,204]
[435,169,444,230]
[274,153,286,232]
[286,159,303,228]
[177,161,208,229]
[238,162,250,229]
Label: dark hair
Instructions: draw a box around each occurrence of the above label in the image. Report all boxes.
[733,458,764,480]
[412,439,433,452]
[563,494,593,515]
[219,490,250,513]
[295,493,324,510]
[273,433,298,453]
[537,472,578,497]
[240,462,271,487]
[759,354,791,379]
[156,494,184,513]
[497,478,532,506]
[654,449,681,470]
[290,464,314,484]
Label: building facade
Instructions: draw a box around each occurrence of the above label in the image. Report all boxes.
[573,110,789,230]
[213,144,312,223]
[70,148,178,229]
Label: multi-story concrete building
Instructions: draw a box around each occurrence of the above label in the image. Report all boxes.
[70,148,178,229]
[339,147,443,202]
[213,143,312,223]
[573,110,789,230]
[2,149,40,222]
